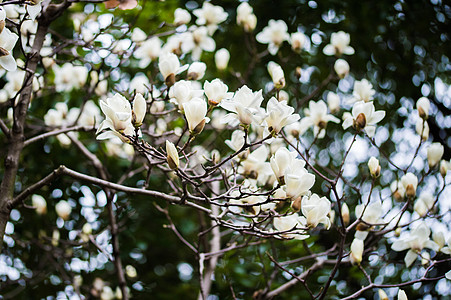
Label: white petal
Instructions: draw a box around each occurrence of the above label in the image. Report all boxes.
[404,249,417,267]
[0,55,17,71]
[323,44,335,56]
[27,4,42,21]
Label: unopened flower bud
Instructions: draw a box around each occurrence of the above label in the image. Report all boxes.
[334,59,350,78]
[166,140,179,169]
[125,265,137,278]
[215,48,230,70]
[416,97,430,120]
[295,67,302,80]
[421,251,430,265]
[211,149,221,164]
[439,160,451,177]
[353,113,366,131]
[394,227,401,237]
[341,203,350,225]
[398,289,408,300]
[368,156,381,178]
[52,229,60,247]
[427,142,444,168]
[132,93,146,127]
[350,238,364,265]
[187,62,206,81]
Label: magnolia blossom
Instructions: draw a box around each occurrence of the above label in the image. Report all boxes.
[427,142,444,168]
[400,172,418,199]
[327,92,340,113]
[416,97,430,119]
[378,289,389,300]
[355,202,383,240]
[415,118,429,141]
[221,85,264,126]
[55,200,72,221]
[225,130,246,154]
[241,145,270,177]
[174,8,191,25]
[169,80,203,110]
[368,156,381,178]
[341,203,350,225]
[284,160,315,201]
[183,97,208,134]
[352,79,375,102]
[131,28,146,43]
[414,191,434,217]
[334,59,350,78]
[158,52,188,86]
[270,147,298,183]
[0,25,19,71]
[350,238,364,265]
[300,100,340,138]
[166,140,179,169]
[32,194,47,215]
[134,37,162,68]
[273,214,309,240]
[215,48,230,70]
[53,63,88,92]
[204,79,232,106]
[323,31,355,56]
[256,20,290,55]
[392,222,439,267]
[342,101,385,137]
[129,74,150,95]
[267,61,285,89]
[187,61,207,80]
[193,2,228,34]
[440,159,451,177]
[398,289,408,300]
[290,32,307,52]
[132,93,146,127]
[236,2,257,32]
[182,26,216,60]
[301,193,331,229]
[264,97,300,134]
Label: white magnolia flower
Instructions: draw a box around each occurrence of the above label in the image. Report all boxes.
[97,94,139,143]
[414,191,434,217]
[134,37,162,68]
[44,102,68,127]
[264,97,300,134]
[132,93,146,127]
[355,202,383,240]
[256,20,290,55]
[270,147,298,180]
[273,214,309,240]
[300,100,340,138]
[398,289,408,300]
[215,48,230,70]
[129,73,150,95]
[169,80,203,110]
[0,26,19,71]
[301,193,332,229]
[174,8,191,25]
[427,142,444,168]
[415,118,429,141]
[204,79,232,106]
[323,31,355,56]
[131,27,147,43]
[284,160,315,200]
[236,2,257,32]
[378,289,389,300]
[193,2,228,34]
[342,101,385,137]
[290,32,307,52]
[400,172,418,199]
[32,194,47,215]
[182,26,216,60]
[327,92,340,113]
[392,222,439,267]
[221,85,264,126]
[187,61,207,80]
[183,97,208,134]
[267,61,285,89]
[416,97,430,119]
[241,145,269,176]
[27,0,42,21]
[225,130,246,153]
[53,63,88,92]
[352,79,375,103]
[440,159,451,177]
[334,59,350,78]
[158,52,189,85]
[341,203,350,225]
[230,195,269,215]
[166,140,179,169]
[368,156,381,178]
[55,200,72,221]
[350,238,364,265]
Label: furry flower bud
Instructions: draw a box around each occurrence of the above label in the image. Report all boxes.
[166,140,179,169]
